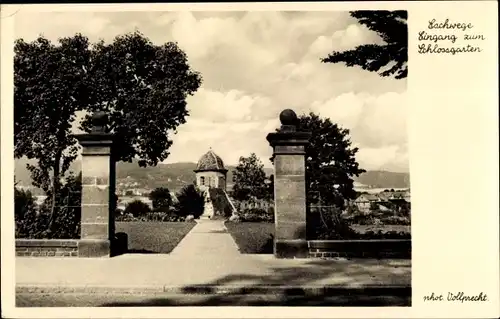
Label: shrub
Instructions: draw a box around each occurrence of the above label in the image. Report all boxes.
[15,187,41,239]
[116,211,186,222]
[307,204,411,240]
[41,172,82,239]
[16,210,47,239]
[150,207,185,221]
[148,187,173,211]
[115,208,124,217]
[307,206,358,240]
[115,213,137,222]
[349,214,376,225]
[343,203,361,217]
[209,188,233,218]
[239,207,274,223]
[174,184,205,219]
[124,199,151,218]
[398,202,411,216]
[345,210,410,226]
[382,215,410,225]
[146,211,185,222]
[15,188,36,220]
[15,172,82,239]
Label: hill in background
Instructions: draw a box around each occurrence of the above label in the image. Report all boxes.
[355,170,410,189]
[14,157,410,193]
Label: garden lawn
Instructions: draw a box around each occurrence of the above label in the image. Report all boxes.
[116,222,196,254]
[225,222,275,254]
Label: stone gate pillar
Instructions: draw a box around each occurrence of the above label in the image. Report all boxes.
[75,111,115,257]
[266,109,311,258]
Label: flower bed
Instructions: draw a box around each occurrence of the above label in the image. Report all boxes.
[234,207,274,223]
[115,211,190,222]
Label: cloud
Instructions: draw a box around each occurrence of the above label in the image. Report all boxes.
[170,12,237,60]
[356,144,409,172]
[167,117,275,168]
[14,10,409,172]
[187,88,276,122]
[307,90,408,172]
[167,88,280,167]
[15,12,113,42]
[357,92,408,148]
[310,91,408,149]
[306,23,381,59]
[310,92,366,129]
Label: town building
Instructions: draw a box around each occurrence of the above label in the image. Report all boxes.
[353,189,411,213]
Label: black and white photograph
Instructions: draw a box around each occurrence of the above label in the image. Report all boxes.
[3,1,499,317]
[8,8,412,307]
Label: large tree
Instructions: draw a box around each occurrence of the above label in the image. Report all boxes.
[272,113,365,209]
[79,31,202,166]
[231,153,270,202]
[322,10,407,79]
[14,35,91,230]
[14,32,202,232]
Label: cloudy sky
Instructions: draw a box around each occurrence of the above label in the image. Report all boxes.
[14,10,408,172]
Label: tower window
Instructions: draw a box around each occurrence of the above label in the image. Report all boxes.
[200,177,205,185]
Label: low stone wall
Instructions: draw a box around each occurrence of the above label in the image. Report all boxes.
[16,239,79,257]
[308,239,411,259]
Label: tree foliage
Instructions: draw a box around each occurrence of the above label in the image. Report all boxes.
[322,10,407,79]
[14,34,91,229]
[174,184,205,219]
[266,174,274,200]
[79,31,202,166]
[15,187,36,221]
[272,113,365,209]
[14,31,202,231]
[148,187,172,210]
[45,172,82,239]
[15,172,82,239]
[308,206,358,240]
[124,199,151,217]
[231,153,271,202]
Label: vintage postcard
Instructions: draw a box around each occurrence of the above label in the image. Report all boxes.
[1,1,498,318]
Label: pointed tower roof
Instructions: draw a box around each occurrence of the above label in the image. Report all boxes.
[194,148,227,173]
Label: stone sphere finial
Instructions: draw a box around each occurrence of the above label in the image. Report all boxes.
[91,110,107,133]
[279,109,298,126]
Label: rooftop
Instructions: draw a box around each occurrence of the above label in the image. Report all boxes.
[194,148,227,173]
